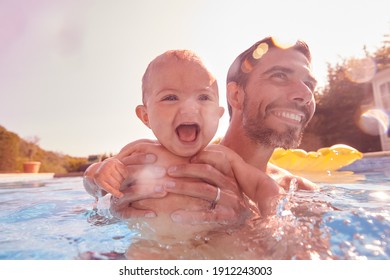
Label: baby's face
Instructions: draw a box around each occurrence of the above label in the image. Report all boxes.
[139,59,224,157]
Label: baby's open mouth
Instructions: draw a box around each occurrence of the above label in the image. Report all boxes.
[176,123,200,142]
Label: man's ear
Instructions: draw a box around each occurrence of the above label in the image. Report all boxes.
[135,105,151,128]
[226,82,244,111]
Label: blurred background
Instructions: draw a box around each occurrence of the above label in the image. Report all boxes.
[0,0,389,174]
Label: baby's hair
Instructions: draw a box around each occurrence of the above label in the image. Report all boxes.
[141,50,208,104]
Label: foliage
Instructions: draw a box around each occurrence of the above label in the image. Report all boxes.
[63,155,90,173]
[0,126,20,172]
[0,125,88,173]
[23,136,40,161]
[301,33,389,153]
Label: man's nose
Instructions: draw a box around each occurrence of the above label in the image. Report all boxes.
[289,80,314,105]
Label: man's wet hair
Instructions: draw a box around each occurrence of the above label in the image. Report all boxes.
[226,37,312,117]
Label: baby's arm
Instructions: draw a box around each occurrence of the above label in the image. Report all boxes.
[83,139,158,198]
[84,157,128,198]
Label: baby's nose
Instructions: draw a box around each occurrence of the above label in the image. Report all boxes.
[179,99,200,114]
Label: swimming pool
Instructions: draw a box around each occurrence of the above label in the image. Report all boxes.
[0,162,389,260]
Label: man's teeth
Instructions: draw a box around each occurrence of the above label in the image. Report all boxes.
[274,111,302,122]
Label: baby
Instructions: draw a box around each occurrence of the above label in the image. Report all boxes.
[129,50,226,241]
[85,50,230,238]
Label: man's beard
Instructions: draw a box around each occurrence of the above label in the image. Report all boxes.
[242,102,306,149]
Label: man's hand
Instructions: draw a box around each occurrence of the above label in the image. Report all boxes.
[164,148,253,225]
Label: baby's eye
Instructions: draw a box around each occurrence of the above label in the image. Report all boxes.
[198,94,212,101]
[161,95,178,101]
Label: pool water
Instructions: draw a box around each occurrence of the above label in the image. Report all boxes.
[0,168,389,260]
[0,177,135,260]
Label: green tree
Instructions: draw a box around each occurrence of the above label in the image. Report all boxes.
[0,124,89,173]
[374,32,390,70]
[302,33,389,153]
[0,126,20,172]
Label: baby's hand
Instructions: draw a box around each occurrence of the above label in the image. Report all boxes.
[93,157,128,198]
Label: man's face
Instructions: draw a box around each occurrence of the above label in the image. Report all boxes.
[241,47,317,149]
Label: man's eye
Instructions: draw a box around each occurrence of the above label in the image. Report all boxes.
[161,95,178,101]
[270,72,287,80]
[304,81,315,92]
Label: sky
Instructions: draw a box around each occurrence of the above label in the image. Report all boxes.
[0,0,389,157]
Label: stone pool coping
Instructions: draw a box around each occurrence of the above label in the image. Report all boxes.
[1,151,389,183]
[0,173,55,183]
[340,151,390,172]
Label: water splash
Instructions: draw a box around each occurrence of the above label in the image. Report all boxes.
[258,179,337,259]
[276,177,298,216]
[86,194,118,226]
[274,178,298,241]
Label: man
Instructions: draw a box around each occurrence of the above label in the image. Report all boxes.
[223,37,317,187]
[84,36,318,223]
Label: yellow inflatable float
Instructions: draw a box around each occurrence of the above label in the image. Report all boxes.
[270,144,363,172]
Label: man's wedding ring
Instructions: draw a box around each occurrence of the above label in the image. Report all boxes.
[210,187,221,210]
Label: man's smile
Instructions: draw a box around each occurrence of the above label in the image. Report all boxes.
[269,109,306,125]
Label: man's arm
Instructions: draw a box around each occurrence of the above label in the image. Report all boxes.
[266,162,319,191]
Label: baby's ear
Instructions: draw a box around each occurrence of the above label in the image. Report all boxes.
[135,105,150,128]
